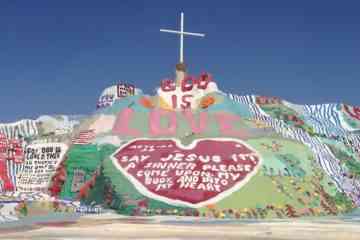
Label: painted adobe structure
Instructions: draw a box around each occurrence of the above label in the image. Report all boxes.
[1,68,360,221]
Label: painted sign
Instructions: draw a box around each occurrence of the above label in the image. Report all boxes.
[16,143,68,192]
[117,83,135,97]
[157,73,218,110]
[97,94,115,109]
[111,138,261,208]
[97,83,136,109]
[113,109,249,139]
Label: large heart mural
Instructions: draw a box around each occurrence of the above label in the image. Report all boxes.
[111,138,262,208]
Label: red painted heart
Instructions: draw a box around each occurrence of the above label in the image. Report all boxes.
[111,138,262,208]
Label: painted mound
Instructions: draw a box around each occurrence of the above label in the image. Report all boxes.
[1,73,360,221]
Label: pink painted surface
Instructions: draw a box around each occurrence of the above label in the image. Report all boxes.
[112,108,140,136]
[182,110,208,134]
[112,109,251,139]
[89,115,116,134]
[149,110,177,136]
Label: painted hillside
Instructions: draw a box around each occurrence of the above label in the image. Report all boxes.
[1,71,360,222]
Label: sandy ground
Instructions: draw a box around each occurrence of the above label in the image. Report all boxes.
[1,214,360,240]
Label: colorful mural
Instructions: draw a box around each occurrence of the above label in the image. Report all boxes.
[1,73,360,224]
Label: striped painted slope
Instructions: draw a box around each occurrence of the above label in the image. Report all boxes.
[228,93,360,205]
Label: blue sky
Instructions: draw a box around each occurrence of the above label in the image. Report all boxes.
[1,0,360,122]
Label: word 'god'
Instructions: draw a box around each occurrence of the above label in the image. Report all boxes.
[158,73,217,110]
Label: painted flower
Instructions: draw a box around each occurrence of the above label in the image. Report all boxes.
[139,96,155,109]
[200,96,216,109]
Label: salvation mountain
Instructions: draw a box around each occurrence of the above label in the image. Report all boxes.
[1,71,360,220]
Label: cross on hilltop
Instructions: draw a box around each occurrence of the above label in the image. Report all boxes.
[160,12,205,64]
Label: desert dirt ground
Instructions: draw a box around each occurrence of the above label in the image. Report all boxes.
[1,215,360,240]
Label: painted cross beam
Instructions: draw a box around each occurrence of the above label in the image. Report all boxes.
[160,12,205,63]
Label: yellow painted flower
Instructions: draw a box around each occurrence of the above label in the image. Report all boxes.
[314,208,321,214]
[254,120,269,129]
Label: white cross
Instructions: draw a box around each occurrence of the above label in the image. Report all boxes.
[160,12,205,63]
